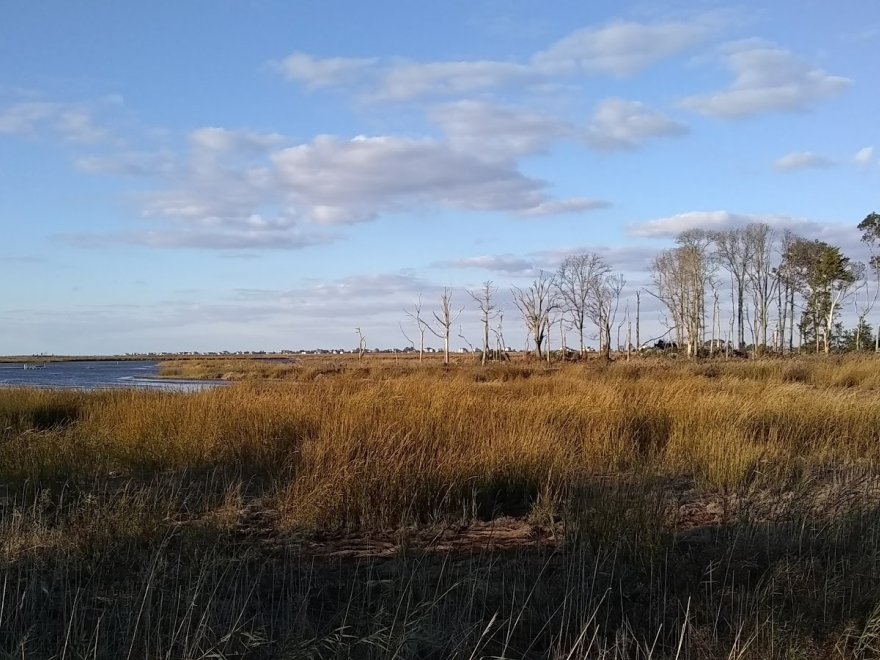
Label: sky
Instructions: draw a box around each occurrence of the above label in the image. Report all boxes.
[1,0,878,354]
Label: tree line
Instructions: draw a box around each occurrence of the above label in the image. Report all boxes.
[394,213,880,363]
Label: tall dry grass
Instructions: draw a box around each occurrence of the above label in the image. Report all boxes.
[3,357,880,657]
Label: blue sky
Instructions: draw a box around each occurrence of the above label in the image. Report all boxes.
[1,0,877,354]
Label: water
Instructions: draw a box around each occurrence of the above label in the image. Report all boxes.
[0,360,224,391]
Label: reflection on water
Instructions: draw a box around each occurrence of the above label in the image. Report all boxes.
[0,361,224,391]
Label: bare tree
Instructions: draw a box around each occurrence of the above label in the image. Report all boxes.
[583,270,625,359]
[403,294,427,362]
[492,311,507,361]
[604,274,626,359]
[776,230,800,353]
[355,327,367,359]
[650,233,712,359]
[468,281,497,365]
[557,253,607,356]
[712,228,751,349]
[512,271,557,359]
[709,279,720,357]
[425,288,461,365]
[743,223,778,354]
[635,290,641,350]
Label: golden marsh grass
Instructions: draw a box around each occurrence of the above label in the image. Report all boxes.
[3,356,880,657]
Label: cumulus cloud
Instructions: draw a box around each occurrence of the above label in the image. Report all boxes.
[69,114,603,250]
[854,146,875,166]
[271,134,603,224]
[428,100,572,160]
[773,151,833,172]
[585,98,688,150]
[628,210,822,238]
[682,42,852,118]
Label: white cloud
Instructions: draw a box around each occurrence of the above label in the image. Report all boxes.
[854,146,875,166]
[275,52,378,89]
[628,210,822,238]
[70,115,604,250]
[533,14,726,77]
[429,100,572,160]
[189,127,286,154]
[271,134,602,224]
[773,151,833,172]
[372,60,533,102]
[682,42,852,118]
[275,11,732,101]
[585,98,688,150]
[0,101,108,142]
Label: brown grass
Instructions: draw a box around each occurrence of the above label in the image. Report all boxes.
[3,356,880,657]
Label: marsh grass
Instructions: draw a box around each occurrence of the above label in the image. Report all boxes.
[3,357,880,657]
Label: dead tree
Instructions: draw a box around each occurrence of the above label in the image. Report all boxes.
[424,287,461,365]
[557,253,607,356]
[404,294,427,363]
[468,281,497,365]
[712,228,752,350]
[355,327,367,359]
[635,290,641,350]
[591,273,625,360]
[743,223,778,355]
[650,236,711,359]
[492,311,507,361]
[511,271,557,360]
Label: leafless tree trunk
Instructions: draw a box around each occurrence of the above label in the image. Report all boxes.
[651,231,712,359]
[512,271,557,360]
[469,281,497,366]
[558,316,567,359]
[545,316,552,364]
[557,253,608,356]
[424,287,461,365]
[586,272,625,360]
[743,223,778,355]
[710,282,720,358]
[712,228,752,350]
[727,317,733,358]
[625,304,632,361]
[492,311,506,361]
[355,327,367,359]
[635,290,641,350]
[404,295,427,363]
